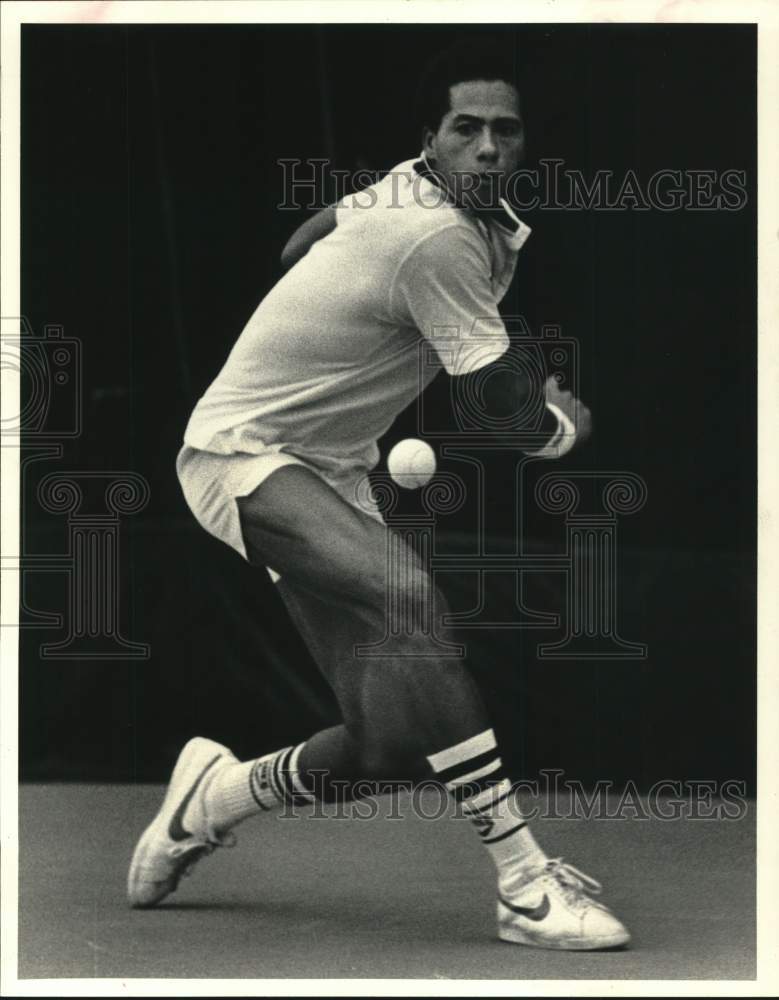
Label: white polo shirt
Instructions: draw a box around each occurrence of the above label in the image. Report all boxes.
[183,157,531,479]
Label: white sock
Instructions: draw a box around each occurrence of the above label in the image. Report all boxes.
[427,729,547,898]
[186,743,314,835]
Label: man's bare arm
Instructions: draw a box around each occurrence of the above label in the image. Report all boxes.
[392,226,591,457]
[461,362,591,455]
[280,205,338,271]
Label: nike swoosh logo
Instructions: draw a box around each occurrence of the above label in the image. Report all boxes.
[168,754,222,842]
[499,893,551,922]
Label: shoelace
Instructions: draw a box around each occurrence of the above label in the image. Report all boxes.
[543,858,603,910]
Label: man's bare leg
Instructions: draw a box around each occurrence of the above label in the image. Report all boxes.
[190,467,547,876]
[129,465,630,949]
[237,466,490,779]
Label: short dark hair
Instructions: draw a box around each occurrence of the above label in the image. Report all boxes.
[415,37,522,135]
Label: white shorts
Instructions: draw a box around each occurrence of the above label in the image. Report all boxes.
[175,443,384,582]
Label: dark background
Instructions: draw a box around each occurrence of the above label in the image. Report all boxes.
[19,24,756,789]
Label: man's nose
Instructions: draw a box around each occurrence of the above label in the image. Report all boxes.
[476,127,499,161]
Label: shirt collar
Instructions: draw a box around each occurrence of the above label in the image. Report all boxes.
[411,152,531,251]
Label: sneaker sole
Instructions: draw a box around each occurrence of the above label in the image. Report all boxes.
[127,737,232,908]
[498,922,631,950]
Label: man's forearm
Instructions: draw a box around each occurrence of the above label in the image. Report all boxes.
[456,363,586,458]
[465,365,559,438]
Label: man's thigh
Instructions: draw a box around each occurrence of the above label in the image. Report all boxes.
[237,464,399,610]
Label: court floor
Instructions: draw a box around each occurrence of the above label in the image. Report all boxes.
[17,784,755,981]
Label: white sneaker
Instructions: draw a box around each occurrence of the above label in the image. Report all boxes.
[497,858,631,950]
[127,736,237,908]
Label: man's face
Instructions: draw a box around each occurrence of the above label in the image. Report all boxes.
[423,79,525,209]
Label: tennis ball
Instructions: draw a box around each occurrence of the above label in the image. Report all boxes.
[387,438,436,489]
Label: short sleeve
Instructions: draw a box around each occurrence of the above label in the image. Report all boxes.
[390,224,509,376]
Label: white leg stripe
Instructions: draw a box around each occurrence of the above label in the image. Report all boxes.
[427,729,497,772]
[288,743,314,800]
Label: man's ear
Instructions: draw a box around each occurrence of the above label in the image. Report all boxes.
[422,127,437,161]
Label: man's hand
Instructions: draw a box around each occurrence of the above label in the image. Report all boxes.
[544,375,592,446]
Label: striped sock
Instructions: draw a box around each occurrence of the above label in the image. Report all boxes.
[427,729,546,895]
[196,743,315,834]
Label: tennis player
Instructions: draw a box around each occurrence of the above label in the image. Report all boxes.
[128,39,629,951]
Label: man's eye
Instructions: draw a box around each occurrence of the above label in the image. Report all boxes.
[456,124,476,136]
